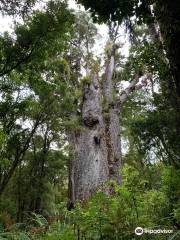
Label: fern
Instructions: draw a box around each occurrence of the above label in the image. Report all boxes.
[168,231,180,240]
[30,213,48,227]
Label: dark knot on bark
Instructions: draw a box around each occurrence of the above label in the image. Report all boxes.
[94,136,101,145]
[83,116,99,127]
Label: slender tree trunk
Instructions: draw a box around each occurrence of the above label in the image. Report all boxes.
[0,116,42,196]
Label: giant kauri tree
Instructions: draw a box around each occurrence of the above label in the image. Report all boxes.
[68,23,149,205]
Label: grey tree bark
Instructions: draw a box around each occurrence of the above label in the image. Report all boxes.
[68,44,146,206]
[68,74,109,204]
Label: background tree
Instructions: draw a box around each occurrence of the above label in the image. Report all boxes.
[0,0,73,206]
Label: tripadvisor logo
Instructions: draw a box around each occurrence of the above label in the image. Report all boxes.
[135,227,143,235]
[135,227,173,236]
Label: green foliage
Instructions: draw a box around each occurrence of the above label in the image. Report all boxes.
[30,213,48,227]
[63,116,83,132]
[0,1,73,77]
[76,0,155,28]
[80,76,91,86]
[0,0,37,16]
[16,163,175,240]
[0,0,76,228]
[77,0,138,23]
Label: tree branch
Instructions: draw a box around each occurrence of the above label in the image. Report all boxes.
[118,73,149,105]
[118,74,140,104]
[0,35,41,77]
[103,55,115,103]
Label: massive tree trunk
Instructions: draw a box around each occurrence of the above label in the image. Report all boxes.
[68,74,109,205]
[68,46,143,206]
[68,53,122,205]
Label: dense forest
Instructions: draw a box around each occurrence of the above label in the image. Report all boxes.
[0,0,180,239]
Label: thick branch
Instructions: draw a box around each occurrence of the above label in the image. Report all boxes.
[118,74,149,105]
[119,74,140,104]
